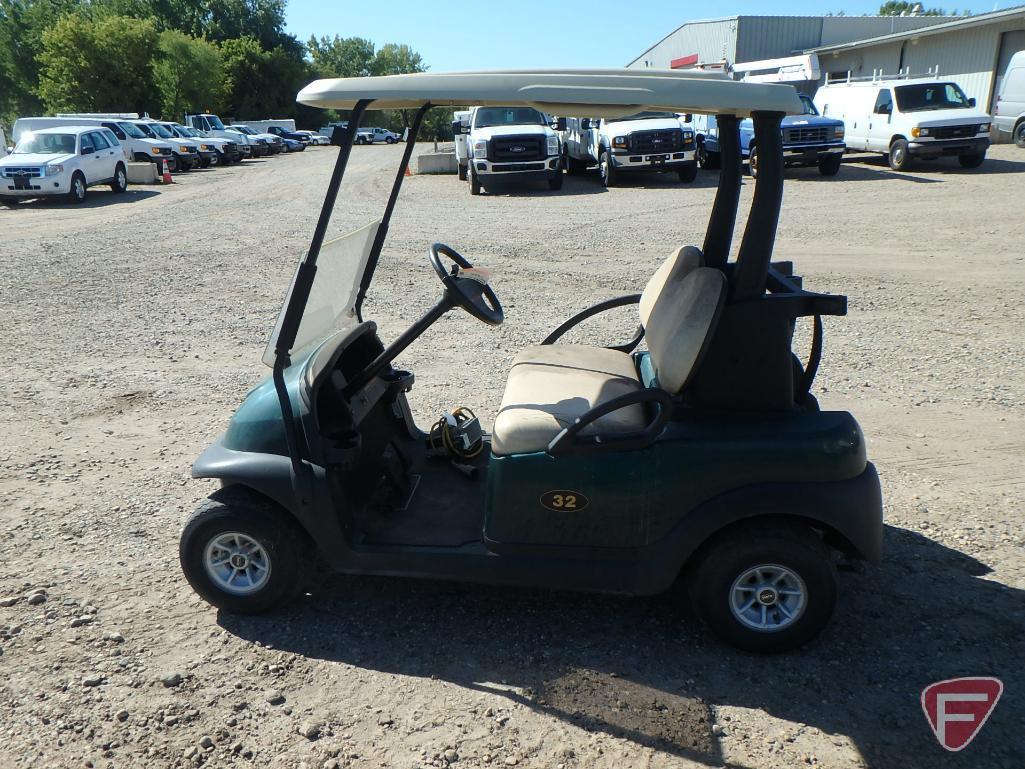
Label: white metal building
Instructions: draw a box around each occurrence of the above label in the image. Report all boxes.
[627,15,951,71]
[810,6,1025,112]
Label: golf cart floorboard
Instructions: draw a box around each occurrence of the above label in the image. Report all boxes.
[355,446,490,548]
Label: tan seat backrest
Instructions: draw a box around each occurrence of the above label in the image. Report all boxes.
[638,246,704,328]
[646,266,727,394]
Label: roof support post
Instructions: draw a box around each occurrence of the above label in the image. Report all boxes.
[702,114,742,271]
[732,110,785,302]
[356,102,431,320]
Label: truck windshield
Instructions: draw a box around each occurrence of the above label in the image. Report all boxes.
[799,95,819,115]
[177,126,201,138]
[148,123,174,139]
[612,111,679,122]
[233,126,257,135]
[14,133,76,154]
[895,83,971,111]
[473,107,546,128]
[118,121,146,139]
[205,115,226,130]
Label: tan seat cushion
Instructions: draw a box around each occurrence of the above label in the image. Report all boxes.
[638,245,705,327]
[492,345,645,456]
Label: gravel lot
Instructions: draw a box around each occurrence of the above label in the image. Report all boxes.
[1,143,1024,769]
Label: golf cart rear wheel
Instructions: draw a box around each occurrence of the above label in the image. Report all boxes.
[180,488,311,614]
[689,523,836,653]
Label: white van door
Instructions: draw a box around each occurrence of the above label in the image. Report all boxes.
[867,88,895,153]
[997,64,1025,133]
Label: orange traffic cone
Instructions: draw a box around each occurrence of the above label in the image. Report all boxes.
[161,159,173,184]
[404,164,412,177]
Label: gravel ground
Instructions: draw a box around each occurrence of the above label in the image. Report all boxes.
[1,143,1024,769]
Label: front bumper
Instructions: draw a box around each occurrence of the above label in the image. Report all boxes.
[781,142,846,164]
[908,136,989,157]
[611,148,696,170]
[474,157,561,179]
[2,171,72,195]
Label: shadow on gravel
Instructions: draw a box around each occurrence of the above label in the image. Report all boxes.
[839,152,1025,177]
[221,525,1025,769]
[0,189,162,209]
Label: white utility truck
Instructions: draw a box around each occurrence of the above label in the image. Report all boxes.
[17,115,174,169]
[238,119,296,135]
[814,73,991,170]
[461,105,564,194]
[451,109,471,179]
[562,111,697,186]
[184,114,250,159]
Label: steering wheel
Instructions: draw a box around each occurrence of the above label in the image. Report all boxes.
[429,243,504,326]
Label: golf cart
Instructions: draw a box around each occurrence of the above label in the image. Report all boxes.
[180,69,883,653]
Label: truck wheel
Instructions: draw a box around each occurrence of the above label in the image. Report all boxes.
[677,161,698,183]
[688,523,837,653]
[697,143,720,170]
[599,150,617,187]
[457,163,467,181]
[565,153,586,176]
[1015,121,1025,149]
[888,138,910,171]
[469,166,482,195]
[0,197,18,208]
[747,146,759,178]
[385,137,396,144]
[110,163,128,193]
[67,172,87,204]
[179,488,312,614]
[548,172,564,191]
[818,153,842,177]
[199,156,211,169]
[957,152,986,169]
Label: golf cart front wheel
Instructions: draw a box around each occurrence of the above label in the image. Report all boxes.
[180,488,311,614]
[688,523,837,653]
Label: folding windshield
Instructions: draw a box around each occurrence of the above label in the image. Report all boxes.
[262,220,381,367]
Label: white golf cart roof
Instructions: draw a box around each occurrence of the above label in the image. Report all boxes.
[297,68,803,118]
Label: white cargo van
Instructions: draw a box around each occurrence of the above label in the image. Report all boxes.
[239,119,296,135]
[16,115,173,169]
[562,112,697,186]
[993,50,1025,147]
[814,76,990,170]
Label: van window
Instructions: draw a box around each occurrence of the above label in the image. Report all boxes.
[117,121,146,139]
[874,89,893,115]
[102,122,127,140]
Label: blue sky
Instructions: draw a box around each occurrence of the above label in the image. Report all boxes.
[284,1,1009,70]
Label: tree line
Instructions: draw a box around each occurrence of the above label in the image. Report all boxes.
[0,0,457,138]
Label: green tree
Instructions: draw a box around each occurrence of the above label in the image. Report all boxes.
[307,35,375,78]
[878,2,957,15]
[0,0,78,122]
[38,13,159,114]
[371,43,424,76]
[153,29,223,119]
[221,34,310,119]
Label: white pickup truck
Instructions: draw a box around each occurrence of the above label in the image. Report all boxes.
[461,106,564,195]
[562,111,697,186]
[355,126,400,145]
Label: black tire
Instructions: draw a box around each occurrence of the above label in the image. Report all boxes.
[888,138,910,171]
[67,172,87,204]
[697,143,720,170]
[457,163,468,181]
[1015,121,1025,149]
[110,163,127,193]
[469,165,482,195]
[199,156,211,169]
[599,149,617,187]
[747,145,759,178]
[688,522,837,653]
[565,152,586,176]
[385,137,396,144]
[548,172,563,191]
[179,487,311,614]
[677,161,698,183]
[957,152,986,169]
[818,153,842,177]
[0,196,18,208]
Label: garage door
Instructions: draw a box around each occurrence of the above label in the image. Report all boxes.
[993,29,1025,107]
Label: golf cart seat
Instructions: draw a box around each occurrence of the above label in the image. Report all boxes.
[492,262,727,455]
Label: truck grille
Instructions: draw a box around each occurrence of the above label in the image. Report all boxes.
[629,129,682,154]
[1,167,43,178]
[489,135,545,162]
[932,124,977,140]
[783,126,830,144]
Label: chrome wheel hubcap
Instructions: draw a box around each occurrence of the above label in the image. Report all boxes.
[729,564,806,632]
[203,532,271,595]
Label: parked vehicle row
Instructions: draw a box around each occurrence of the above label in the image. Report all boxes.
[1,111,327,206]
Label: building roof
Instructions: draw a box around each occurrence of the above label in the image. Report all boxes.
[810,5,1025,53]
[296,69,804,117]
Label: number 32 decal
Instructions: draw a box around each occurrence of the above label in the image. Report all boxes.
[540,490,590,512]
